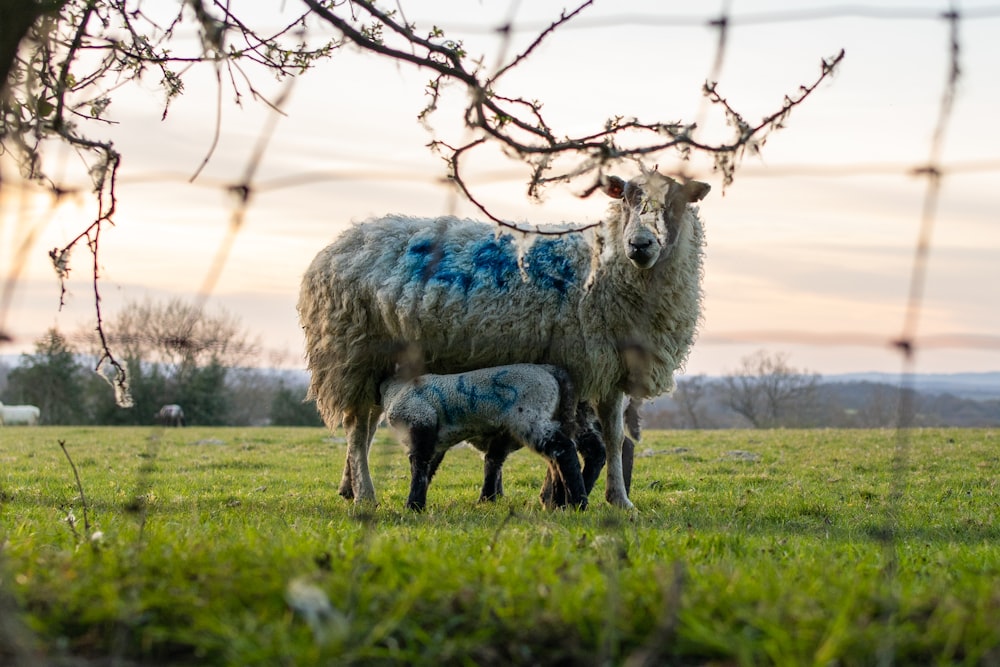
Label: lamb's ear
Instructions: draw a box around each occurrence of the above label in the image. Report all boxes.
[683,180,711,203]
[602,175,626,199]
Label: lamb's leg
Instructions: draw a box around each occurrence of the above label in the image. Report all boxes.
[542,406,607,507]
[405,425,438,511]
[577,427,608,495]
[541,432,603,508]
[538,432,587,510]
[426,450,446,483]
[481,455,504,501]
[479,432,515,501]
[539,459,566,509]
[344,405,379,504]
[599,393,633,509]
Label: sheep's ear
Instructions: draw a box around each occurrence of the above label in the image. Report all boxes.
[683,180,711,203]
[602,175,626,199]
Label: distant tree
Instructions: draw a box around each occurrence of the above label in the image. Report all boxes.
[856,384,901,428]
[225,368,282,427]
[79,298,258,424]
[0,359,10,393]
[270,382,323,427]
[4,328,87,424]
[89,354,168,425]
[177,360,229,426]
[672,374,710,429]
[93,298,258,371]
[721,351,820,428]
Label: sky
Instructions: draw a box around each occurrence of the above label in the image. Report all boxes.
[2,0,999,380]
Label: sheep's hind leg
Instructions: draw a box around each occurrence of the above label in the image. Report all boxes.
[337,449,354,500]
[344,406,379,504]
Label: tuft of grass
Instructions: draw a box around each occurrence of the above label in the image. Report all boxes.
[0,426,998,665]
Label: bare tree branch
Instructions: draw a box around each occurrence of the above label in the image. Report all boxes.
[303,0,843,223]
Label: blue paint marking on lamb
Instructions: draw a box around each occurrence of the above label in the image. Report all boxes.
[403,233,578,297]
[412,370,522,426]
[454,370,520,415]
[420,384,456,424]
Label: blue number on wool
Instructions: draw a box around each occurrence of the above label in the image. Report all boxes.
[455,370,520,414]
[404,234,577,297]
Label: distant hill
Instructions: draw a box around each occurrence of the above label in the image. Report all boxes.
[643,372,1000,429]
[825,372,1000,400]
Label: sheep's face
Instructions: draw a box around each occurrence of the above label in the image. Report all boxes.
[604,174,711,269]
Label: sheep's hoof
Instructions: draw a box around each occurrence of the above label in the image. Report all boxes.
[352,493,377,506]
[337,473,354,499]
[605,489,635,510]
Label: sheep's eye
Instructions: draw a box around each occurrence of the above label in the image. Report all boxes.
[638,198,660,215]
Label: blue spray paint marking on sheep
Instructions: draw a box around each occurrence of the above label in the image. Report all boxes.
[403,234,577,298]
[414,369,521,425]
[523,239,576,295]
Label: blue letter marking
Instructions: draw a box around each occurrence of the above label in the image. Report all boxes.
[404,233,577,298]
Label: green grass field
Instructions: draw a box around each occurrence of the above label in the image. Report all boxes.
[1,426,997,665]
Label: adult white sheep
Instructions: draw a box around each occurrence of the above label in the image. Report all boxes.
[0,402,41,426]
[379,363,587,511]
[299,170,710,509]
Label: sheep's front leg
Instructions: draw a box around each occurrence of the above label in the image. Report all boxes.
[599,393,633,509]
[343,406,379,504]
[621,436,634,496]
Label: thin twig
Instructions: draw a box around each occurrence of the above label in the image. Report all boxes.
[58,439,91,536]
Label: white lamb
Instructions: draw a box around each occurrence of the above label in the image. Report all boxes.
[379,363,587,511]
[298,170,710,509]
